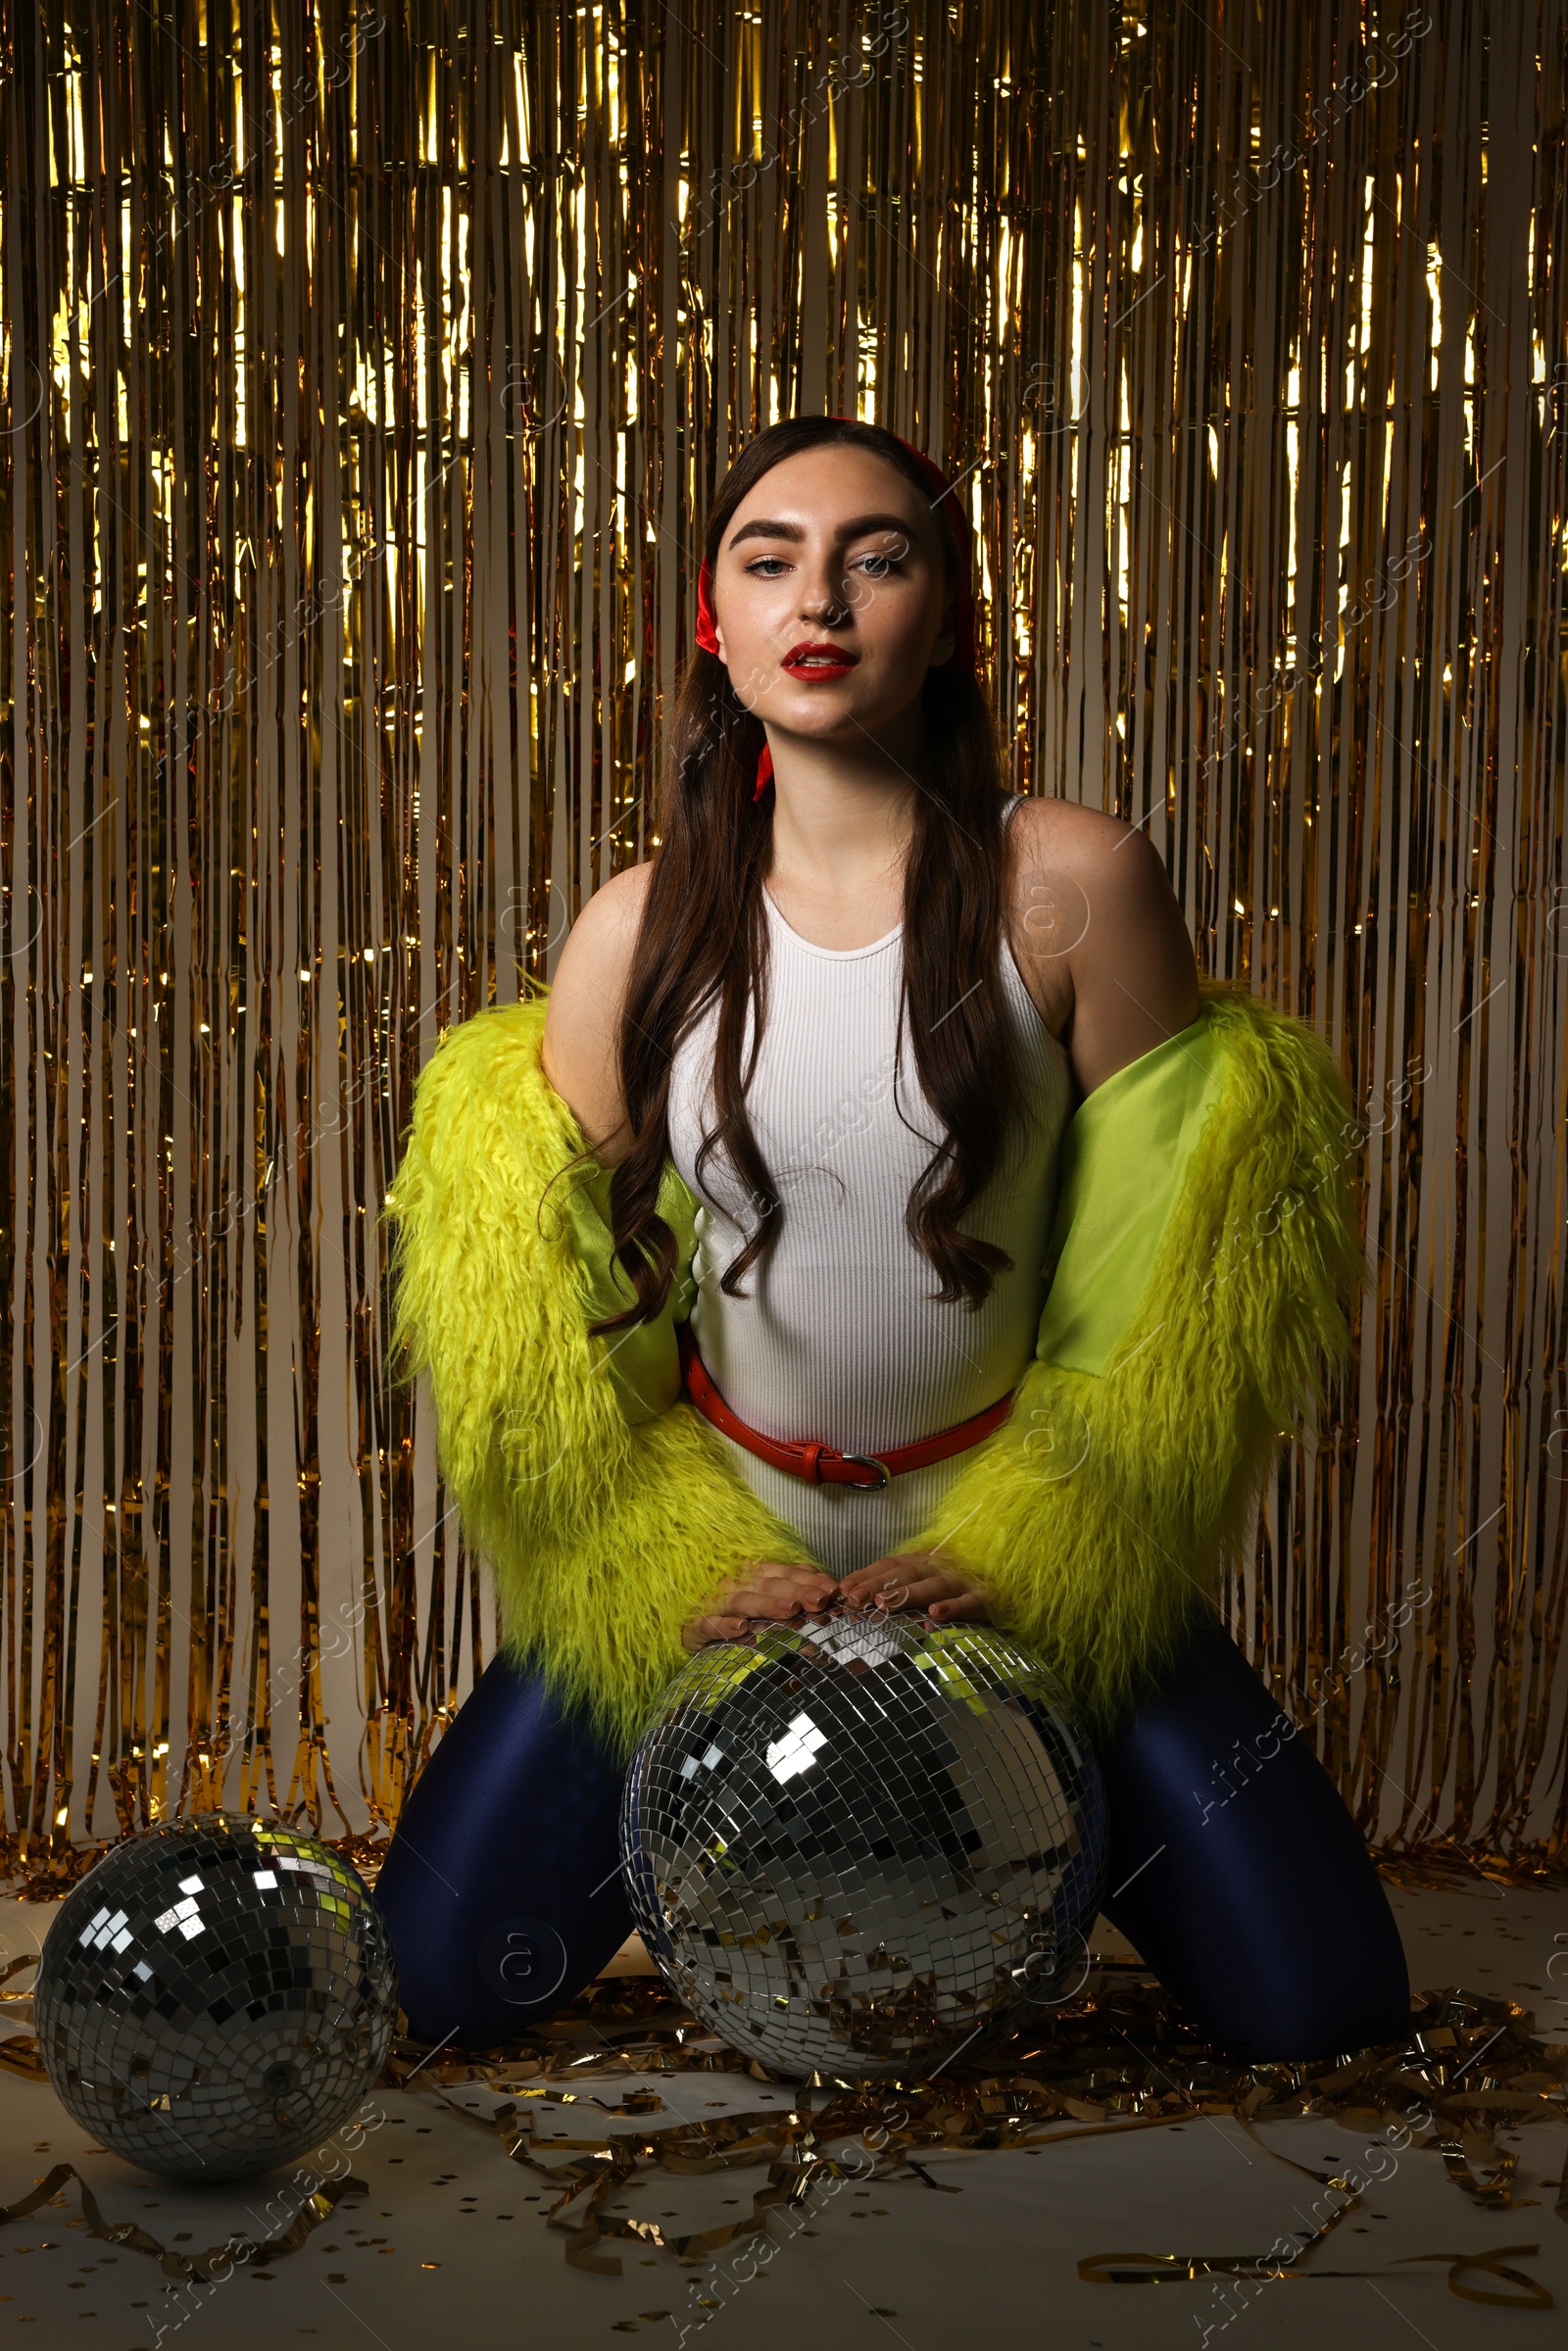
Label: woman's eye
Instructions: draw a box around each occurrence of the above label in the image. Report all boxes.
[742,553,905,579]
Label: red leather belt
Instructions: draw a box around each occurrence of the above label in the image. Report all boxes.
[676,1322,1014,1492]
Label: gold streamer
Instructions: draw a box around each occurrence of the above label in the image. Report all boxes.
[0,0,1564,1878]
[3,1969,1558,2303]
[0,2161,368,2277]
[367,1968,1567,2304]
[1077,2240,1555,2310]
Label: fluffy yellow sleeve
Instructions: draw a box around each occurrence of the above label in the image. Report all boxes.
[904,977,1369,1735]
[378,991,818,1761]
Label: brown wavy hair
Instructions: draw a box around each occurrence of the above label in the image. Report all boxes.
[581,414,1032,1339]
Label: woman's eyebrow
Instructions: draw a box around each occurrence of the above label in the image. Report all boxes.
[726,511,916,550]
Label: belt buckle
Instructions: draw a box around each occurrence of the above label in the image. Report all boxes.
[838,1451,892,1492]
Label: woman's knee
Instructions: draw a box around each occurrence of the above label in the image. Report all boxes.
[374,1652,633,2046]
[1100,1609,1412,2057]
[1215,1903,1411,2059]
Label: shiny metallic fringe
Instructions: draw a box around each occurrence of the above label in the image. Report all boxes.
[0,0,1564,1875]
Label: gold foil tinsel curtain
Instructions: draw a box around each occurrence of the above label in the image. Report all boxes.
[1,0,1564,1879]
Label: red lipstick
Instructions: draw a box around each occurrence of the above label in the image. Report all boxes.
[781,640,859,681]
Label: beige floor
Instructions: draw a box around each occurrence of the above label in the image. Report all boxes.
[0,1878,1563,2350]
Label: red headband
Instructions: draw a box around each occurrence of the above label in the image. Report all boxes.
[694,419,977,800]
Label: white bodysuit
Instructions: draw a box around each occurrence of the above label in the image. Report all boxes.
[664,795,1075,1576]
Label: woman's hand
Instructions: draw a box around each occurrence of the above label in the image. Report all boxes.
[835,1551,990,1626]
[681,1560,840,1652]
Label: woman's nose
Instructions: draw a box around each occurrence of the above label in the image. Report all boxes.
[795,568,854,624]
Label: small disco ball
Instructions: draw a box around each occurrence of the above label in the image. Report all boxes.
[620,1610,1107,2082]
[34,1815,397,2181]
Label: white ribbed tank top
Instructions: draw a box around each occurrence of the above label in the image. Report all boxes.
[665,795,1075,1576]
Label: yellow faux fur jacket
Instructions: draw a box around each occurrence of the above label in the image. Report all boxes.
[380,975,1367,1762]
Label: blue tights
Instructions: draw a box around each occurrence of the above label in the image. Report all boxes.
[372,1606,1410,2061]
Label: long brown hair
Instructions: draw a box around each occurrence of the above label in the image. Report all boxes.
[582,415,1028,1339]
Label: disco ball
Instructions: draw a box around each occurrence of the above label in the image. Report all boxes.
[34,1815,398,2181]
[620,1610,1107,2082]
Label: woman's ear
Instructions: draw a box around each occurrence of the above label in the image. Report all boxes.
[927,589,958,668]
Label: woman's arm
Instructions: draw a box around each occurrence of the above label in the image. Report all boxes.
[381,889,837,1757]
[538,862,650,1164]
[893,974,1365,1732]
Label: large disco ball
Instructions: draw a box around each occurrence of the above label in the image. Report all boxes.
[35,1815,398,2180]
[621,1610,1107,2081]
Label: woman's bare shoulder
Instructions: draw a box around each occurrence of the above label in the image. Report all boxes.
[1006,791,1140,866]
[540,861,655,1161]
[1007,792,1185,926]
[1005,795,1200,1093]
[1004,796,1138,1035]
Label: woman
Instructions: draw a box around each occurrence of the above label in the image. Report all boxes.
[374,415,1409,2060]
